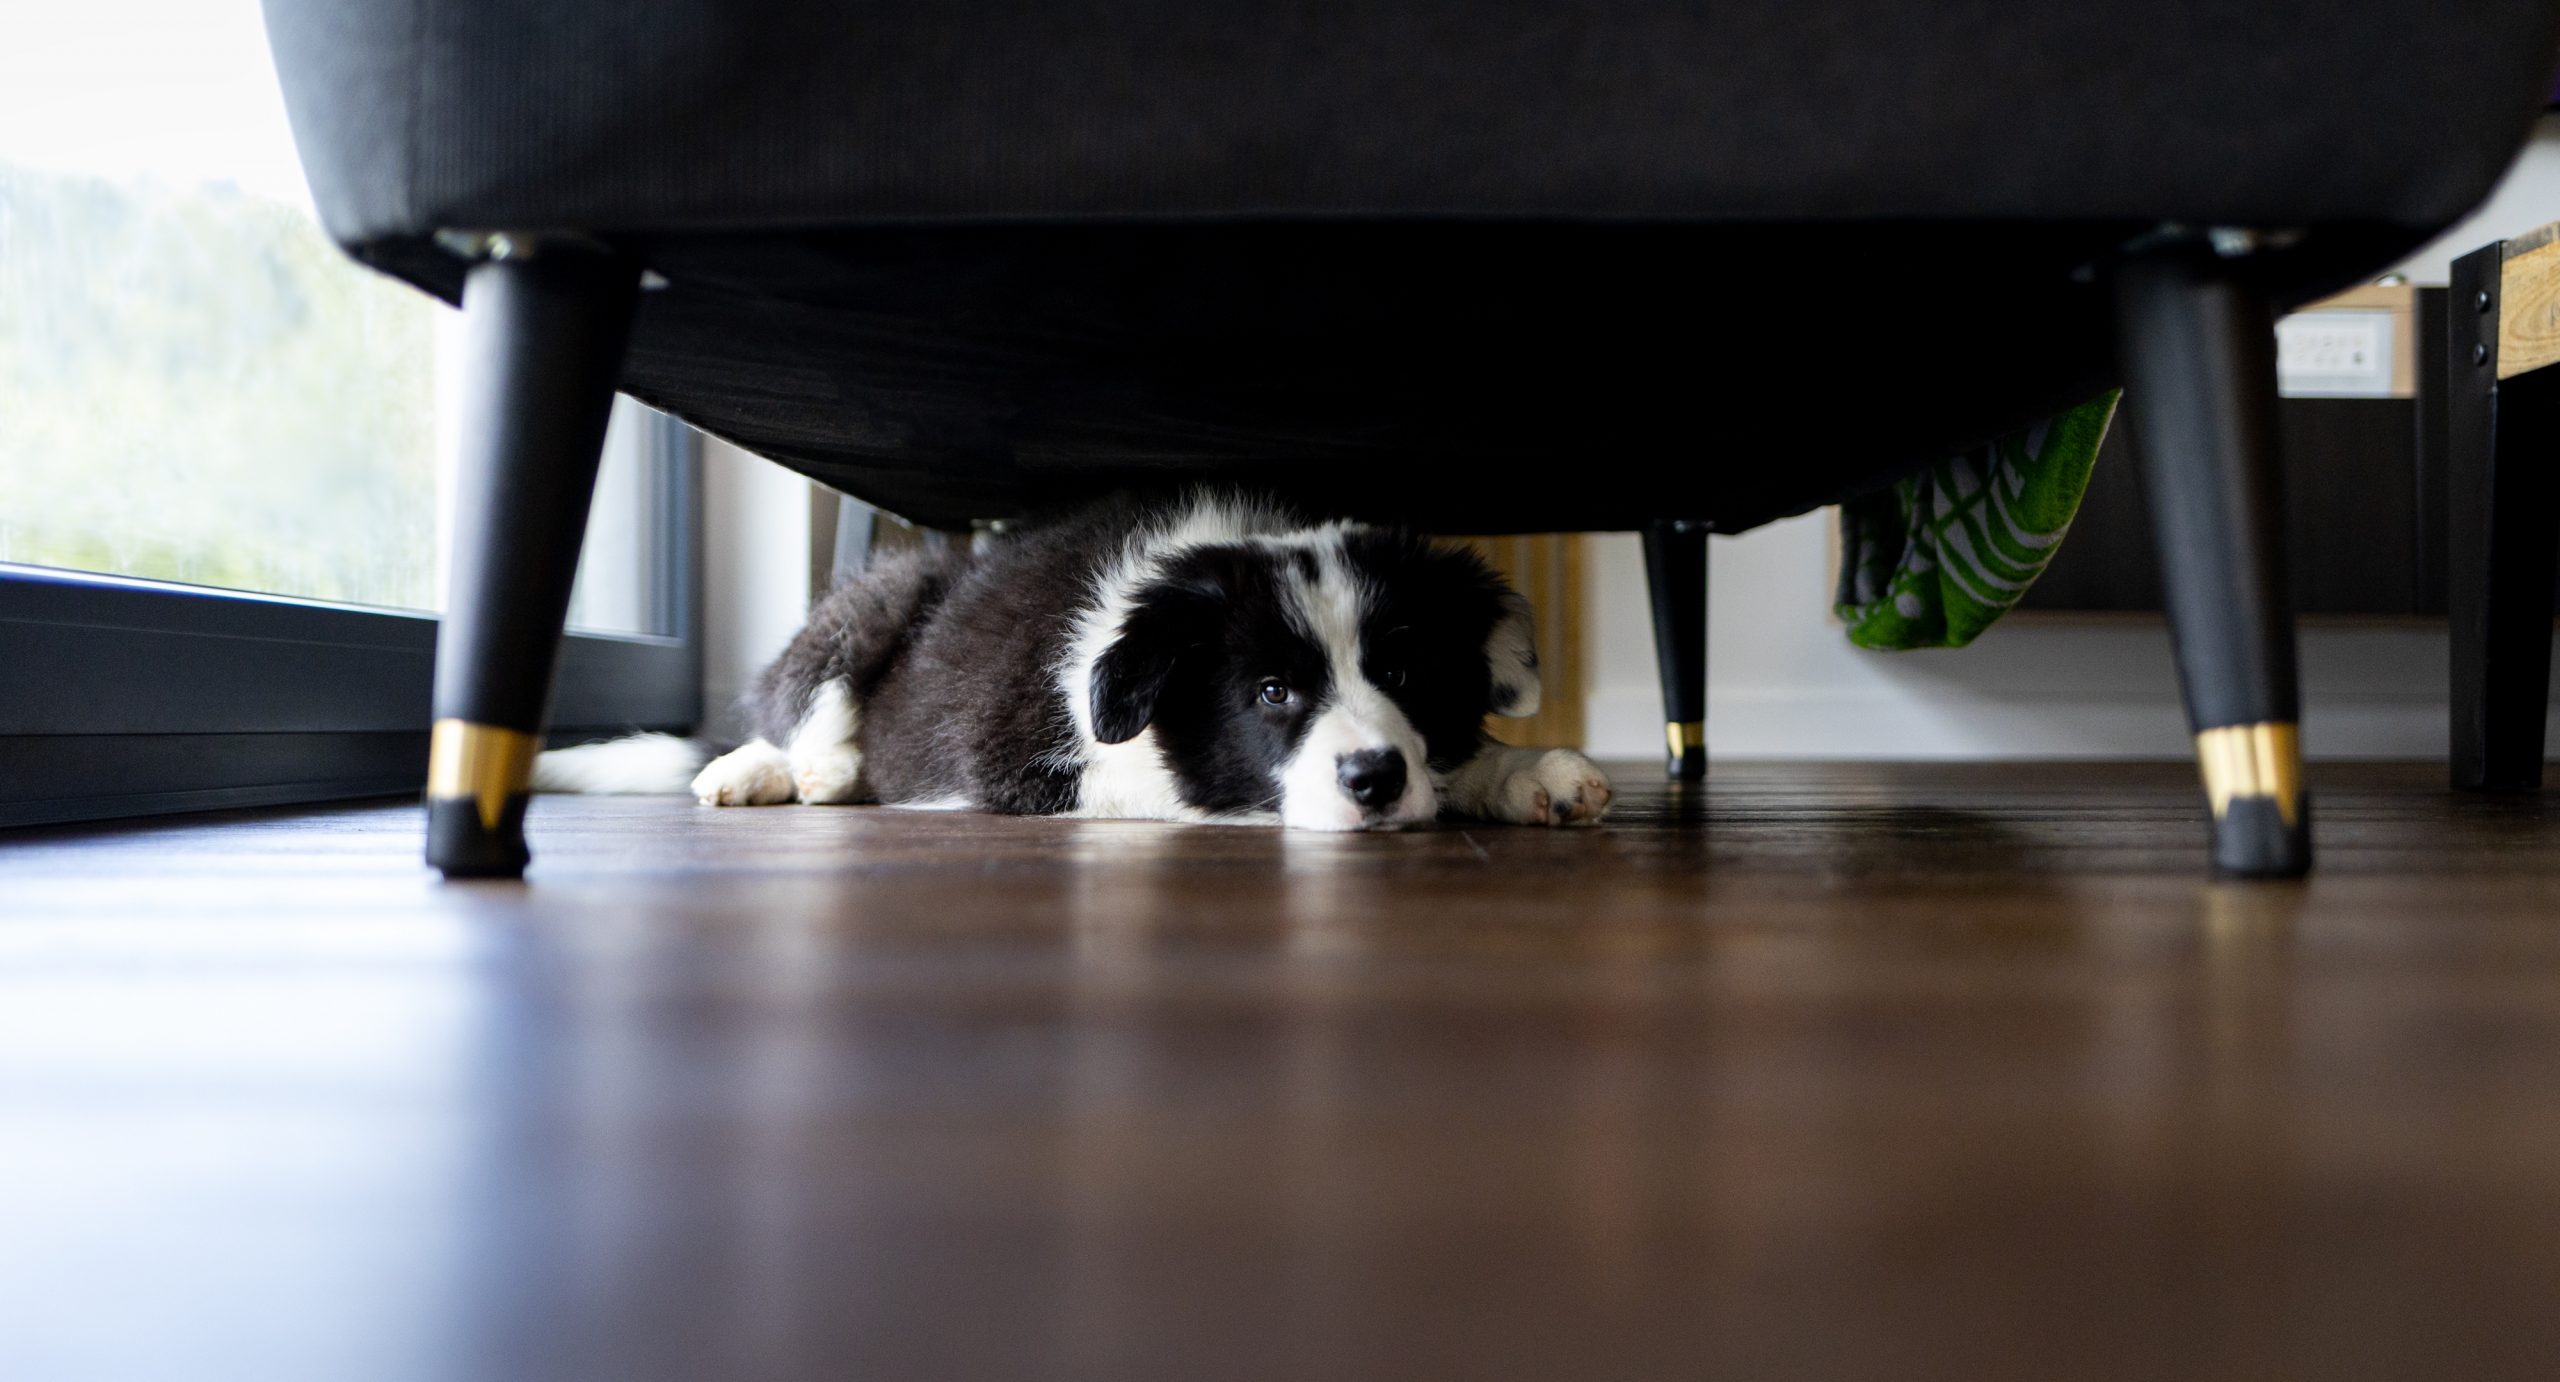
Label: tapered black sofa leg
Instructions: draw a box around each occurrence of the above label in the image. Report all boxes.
[1642,520,1708,780]
[2447,241,2560,792]
[2111,246,2310,878]
[427,241,639,878]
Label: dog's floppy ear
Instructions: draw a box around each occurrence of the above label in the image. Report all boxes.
[1089,577,1224,744]
[1484,588,1542,718]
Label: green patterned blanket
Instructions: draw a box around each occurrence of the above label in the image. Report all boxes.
[1834,392,2118,650]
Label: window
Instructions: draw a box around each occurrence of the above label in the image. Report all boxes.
[1,2,700,827]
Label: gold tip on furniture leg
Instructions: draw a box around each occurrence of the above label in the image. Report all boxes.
[2195,722,2301,825]
[1664,720,1706,781]
[428,719,539,829]
[2192,722,2310,878]
[426,720,540,877]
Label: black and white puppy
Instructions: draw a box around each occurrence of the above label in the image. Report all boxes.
[536,492,1612,829]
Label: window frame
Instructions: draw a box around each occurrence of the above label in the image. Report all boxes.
[0,412,701,829]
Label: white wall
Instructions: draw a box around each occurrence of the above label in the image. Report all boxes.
[1583,117,2560,760]
[1579,519,2531,761]
[697,437,816,738]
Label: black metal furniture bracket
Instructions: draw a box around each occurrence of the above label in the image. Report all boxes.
[2447,230,2560,792]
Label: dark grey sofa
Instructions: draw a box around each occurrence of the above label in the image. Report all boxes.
[259,0,2560,878]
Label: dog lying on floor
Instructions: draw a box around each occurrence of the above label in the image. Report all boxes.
[536,492,1613,830]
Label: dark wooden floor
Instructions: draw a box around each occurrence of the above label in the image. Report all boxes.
[5,762,2560,1381]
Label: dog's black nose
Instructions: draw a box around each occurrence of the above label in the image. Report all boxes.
[1337,748,1407,809]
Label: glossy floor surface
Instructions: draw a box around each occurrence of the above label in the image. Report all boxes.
[4,763,2558,1380]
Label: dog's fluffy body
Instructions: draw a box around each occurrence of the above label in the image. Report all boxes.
[536,492,1612,830]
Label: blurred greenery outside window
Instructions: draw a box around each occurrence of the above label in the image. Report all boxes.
[0,1,661,634]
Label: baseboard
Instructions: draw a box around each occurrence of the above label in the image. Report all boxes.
[1583,686,2560,761]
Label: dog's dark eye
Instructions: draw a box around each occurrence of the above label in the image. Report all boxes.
[1258,679,1291,706]
[1385,667,1408,689]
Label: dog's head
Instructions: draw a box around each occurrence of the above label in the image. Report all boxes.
[1087,527,1539,830]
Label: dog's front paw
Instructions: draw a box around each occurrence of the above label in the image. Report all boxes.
[1489,748,1613,827]
[791,747,864,805]
[693,742,795,807]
